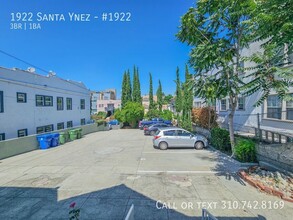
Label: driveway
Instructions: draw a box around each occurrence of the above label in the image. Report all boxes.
[0,129,292,219]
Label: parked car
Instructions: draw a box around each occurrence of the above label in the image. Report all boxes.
[139,118,172,130]
[108,119,119,125]
[144,123,172,136]
[153,127,208,150]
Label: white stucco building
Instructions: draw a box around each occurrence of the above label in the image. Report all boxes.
[0,67,91,141]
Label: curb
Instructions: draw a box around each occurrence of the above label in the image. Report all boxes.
[238,169,293,203]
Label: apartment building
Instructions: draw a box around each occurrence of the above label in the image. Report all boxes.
[216,41,293,134]
[94,89,121,114]
[0,67,91,140]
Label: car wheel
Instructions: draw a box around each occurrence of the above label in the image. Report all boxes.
[194,141,204,150]
[159,142,168,150]
[150,131,155,136]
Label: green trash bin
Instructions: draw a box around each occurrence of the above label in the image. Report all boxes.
[69,129,77,141]
[59,132,66,144]
[77,128,82,139]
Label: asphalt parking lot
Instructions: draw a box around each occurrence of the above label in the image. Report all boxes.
[0,129,292,219]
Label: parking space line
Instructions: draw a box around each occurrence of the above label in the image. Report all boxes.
[142,151,202,154]
[137,170,218,174]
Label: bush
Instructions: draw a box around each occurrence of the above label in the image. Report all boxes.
[211,127,231,152]
[91,111,107,121]
[192,107,218,129]
[234,138,257,162]
[159,110,173,121]
[114,102,144,128]
[145,109,160,119]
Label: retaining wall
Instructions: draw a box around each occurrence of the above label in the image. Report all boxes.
[256,142,293,173]
[0,123,108,160]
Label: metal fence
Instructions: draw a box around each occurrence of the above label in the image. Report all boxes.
[217,111,293,143]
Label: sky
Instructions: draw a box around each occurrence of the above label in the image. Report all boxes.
[0,0,195,98]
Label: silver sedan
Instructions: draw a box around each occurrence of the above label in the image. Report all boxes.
[152,127,208,150]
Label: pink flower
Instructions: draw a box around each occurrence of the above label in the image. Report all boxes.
[70,202,76,208]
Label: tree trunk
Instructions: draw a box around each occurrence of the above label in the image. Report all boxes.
[228,94,237,156]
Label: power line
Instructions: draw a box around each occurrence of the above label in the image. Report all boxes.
[0,49,50,74]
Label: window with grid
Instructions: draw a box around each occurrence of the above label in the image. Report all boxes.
[0,91,3,113]
[80,99,85,109]
[267,95,282,119]
[81,118,86,125]
[57,97,63,110]
[220,99,227,111]
[66,98,72,110]
[67,121,73,128]
[18,129,28,137]
[57,122,64,130]
[238,97,245,110]
[0,133,5,141]
[17,92,27,103]
[286,94,293,120]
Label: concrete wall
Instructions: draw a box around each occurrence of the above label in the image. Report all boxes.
[0,67,91,140]
[256,142,293,172]
[0,124,108,160]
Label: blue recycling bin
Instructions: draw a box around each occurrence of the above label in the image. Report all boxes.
[51,133,60,147]
[37,134,53,150]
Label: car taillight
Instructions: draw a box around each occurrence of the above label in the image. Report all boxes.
[144,127,147,130]
[154,135,161,140]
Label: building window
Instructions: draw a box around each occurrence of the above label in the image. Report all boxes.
[286,94,293,120]
[267,95,282,119]
[57,122,64,130]
[66,98,72,110]
[57,97,64,110]
[81,118,86,125]
[67,121,73,128]
[238,97,245,110]
[17,92,27,103]
[80,99,85,110]
[220,99,227,111]
[18,129,28,137]
[36,95,53,106]
[0,91,3,113]
[98,104,104,108]
[44,96,53,106]
[194,102,202,108]
[36,125,53,134]
[0,133,5,141]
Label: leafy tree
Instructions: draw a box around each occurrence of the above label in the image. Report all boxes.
[177,0,253,151]
[163,94,173,104]
[114,102,144,128]
[156,80,163,111]
[251,0,293,53]
[175,67,182,114]
[149,73,154,110]
[145,109,160,120]
[242,43,293,106]
[159,110,173,121]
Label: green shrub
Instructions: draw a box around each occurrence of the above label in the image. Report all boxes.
[211,127,231,152]
[234,138,257,162]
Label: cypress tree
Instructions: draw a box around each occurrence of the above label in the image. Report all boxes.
[182,64,193,131]
[175,67,182,113]
[136,67,142,104]
[121,72,127,108]
[126,69,132,102]
[132,66,138,102]
[156,80,163,112]
[149,73,154,110]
